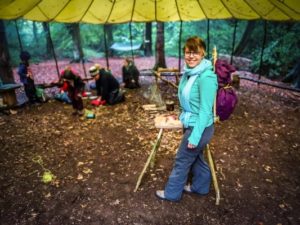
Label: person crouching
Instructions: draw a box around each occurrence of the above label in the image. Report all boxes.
[61,69,85,116]
[89,66,125,106]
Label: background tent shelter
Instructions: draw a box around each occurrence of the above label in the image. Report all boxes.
[0,0,300,85]
[0,0,299,22]
[110,42,143,54]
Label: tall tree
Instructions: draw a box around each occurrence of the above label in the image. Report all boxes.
[32,21,38,44]
[144,22,152,56]
[233,21,256,56]
[282,58,300,89]
[155,22,166,69]
[104,24,114,57]
[0,20,14,83]
[66,23,84,62]
[42,22,52,59]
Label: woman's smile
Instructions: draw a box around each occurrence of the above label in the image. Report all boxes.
[184,48,203,68]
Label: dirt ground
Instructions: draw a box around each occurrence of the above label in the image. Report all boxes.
[1,70,300,225]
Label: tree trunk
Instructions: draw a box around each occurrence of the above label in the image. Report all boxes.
[282,58,300,89]
[144,22,152,56]
[155,22,166,69]
[104,24,114,57]
[42,22,52,59]
[66,23,84,62]
[33,21,38,44]
[233,21,256,56]
[0,20,14,83]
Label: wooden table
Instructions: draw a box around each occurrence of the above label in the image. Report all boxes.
[0,83,22,107]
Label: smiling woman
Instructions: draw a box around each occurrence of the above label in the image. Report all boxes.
[184,37,206,69]
[156,36,218,202]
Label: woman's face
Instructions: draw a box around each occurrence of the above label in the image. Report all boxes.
[94,74,100,80]
[184,47,203,68]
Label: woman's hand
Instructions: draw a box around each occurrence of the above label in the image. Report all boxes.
[187,143,196,149]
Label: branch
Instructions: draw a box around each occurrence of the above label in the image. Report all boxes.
[134,128,163,192]
[154,70,178,89]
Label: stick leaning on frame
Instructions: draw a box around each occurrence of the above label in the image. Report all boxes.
[210,45,221,205]
[134,128,163,192]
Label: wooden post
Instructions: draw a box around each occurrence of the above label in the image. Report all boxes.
[206,144,220,205]
[134,128,163,192]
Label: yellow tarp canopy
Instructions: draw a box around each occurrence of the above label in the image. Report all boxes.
[0,0,299,23]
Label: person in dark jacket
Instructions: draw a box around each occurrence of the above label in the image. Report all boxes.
[61,68,85,116]
[17,51,38,103]
[122,58,140,89]
[89,66,125,106]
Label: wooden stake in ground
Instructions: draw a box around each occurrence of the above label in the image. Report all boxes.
[134,128,163,192]
[206,144,220,205]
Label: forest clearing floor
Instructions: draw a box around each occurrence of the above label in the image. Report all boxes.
[1,58,300,225]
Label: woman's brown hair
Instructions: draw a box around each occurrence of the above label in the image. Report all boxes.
[183,36,206,56]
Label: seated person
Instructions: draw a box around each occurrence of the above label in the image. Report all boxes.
[122,58,140,89]
[61,68,85,116]
[89,66,125,106]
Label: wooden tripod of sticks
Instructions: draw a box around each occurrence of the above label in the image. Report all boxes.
[134,63,221,205]
[134,126,220,205]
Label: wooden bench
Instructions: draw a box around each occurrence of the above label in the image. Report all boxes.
[0,83,22,107]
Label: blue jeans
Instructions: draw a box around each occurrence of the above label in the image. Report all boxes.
[164,124,214,201]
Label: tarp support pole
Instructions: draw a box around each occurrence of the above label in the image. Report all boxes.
[259,20,267,80]
[230,19,237,65]
[14,20,23,51]
[81,59,87,78]
[178,21,183,72]
[129,22,134,62]
[46,23,60,78]
[207,19,210,58]
[103,25,110,69]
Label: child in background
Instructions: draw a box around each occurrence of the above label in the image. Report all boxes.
[17,51,39,104]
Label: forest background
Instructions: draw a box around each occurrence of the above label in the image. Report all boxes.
[2,19,300,85]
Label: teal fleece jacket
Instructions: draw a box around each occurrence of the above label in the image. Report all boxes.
[178,60,218,146]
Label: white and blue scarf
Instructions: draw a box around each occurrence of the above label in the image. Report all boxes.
[179,59,212,127]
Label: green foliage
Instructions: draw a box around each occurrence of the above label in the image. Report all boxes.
[3,19,300,80]
[250,22,300,78]
[80,23,103,50]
